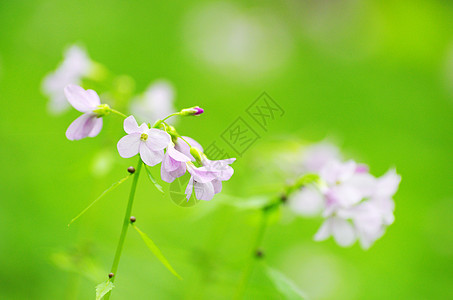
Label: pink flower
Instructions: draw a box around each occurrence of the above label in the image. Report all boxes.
[201,157,235,194]
[117,116,170,166]
[64,84,104,141]
[185,163,217,201]
[161,143,191,183]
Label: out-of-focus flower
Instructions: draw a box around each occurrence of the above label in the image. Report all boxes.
[290,143,401,249]
[43,45,93,114]
[312,161,400,249]
[64,85,106,141]
[117,116,170,166]
[288,184,325,217]
[130,80,176,123]
[302,142,341,173]
[161,143,191,183]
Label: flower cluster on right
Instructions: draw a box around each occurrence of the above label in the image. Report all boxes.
[288,143,401,249]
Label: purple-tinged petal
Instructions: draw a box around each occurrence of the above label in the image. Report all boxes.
[140,144,164,166]
[64,84,97,113]
[124,115,140,134]
[169,163,187,179]
[168,145,191,162]
[212,179,222,194]
[185,176,194,200]
[145,129,171,151]
[117,133,141,158]
[187,164,216,183]
[88,117,103,138]
[66,113,98,140]
[194,181,215,201]
[161,161,176,183]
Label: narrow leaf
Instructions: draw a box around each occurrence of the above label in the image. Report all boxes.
[144,165,164,194]
[265,265,308,300]
[68,175,131,226]
[95,279,114,300]
[132,224,182,279]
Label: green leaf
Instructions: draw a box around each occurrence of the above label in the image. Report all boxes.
[144,165,165,194]
[68,175,131,226]
[132,224,182,280]
[265,265,308,300]
[95,279,114,300]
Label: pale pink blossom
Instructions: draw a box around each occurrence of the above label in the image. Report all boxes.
[117,116,170,166]
[161,143,191,183]
[201,157,235,194]
[185,163,217,201]
[64,84,104,141]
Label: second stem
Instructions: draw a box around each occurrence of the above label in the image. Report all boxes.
[105,159,142,300]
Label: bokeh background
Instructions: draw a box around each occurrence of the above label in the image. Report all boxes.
[1,0,453,299]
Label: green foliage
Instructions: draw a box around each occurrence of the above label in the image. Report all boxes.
[264,265,307,300]
[68,175,131,226]
[144,165,164,194]
[95,280,114,300]
[132,224,182,280]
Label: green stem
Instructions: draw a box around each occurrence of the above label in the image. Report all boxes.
[161,112,180,122]
[104,159,142,300]
[110,108,128,118]
[234,209,270,299]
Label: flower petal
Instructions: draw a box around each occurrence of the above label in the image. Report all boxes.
[86,89,101,106]
[332,217,356,247]
[194,181,215,201]
[185,176,194,200]
[124,115,140,134]
[212,179,222,194]
[88,117,103,137]
[161,161,176,183]
[64,84,97,112]
[314,219,332,242]
[168,144,191,162]
[117,133,141,158]
[66,113,97,140]
[145,129,171,151]
[140,144,164,166]
[187,164,216,183]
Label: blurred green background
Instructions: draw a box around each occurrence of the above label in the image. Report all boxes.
[1,0,453,299]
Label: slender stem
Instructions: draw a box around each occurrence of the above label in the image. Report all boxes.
[161,112,180,122]
[104,159,142,300]
[234,209,270,299]
[110,108,128,118]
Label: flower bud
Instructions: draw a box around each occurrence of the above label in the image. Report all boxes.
[108,273,114,278]
[189,147,203,163]
[130,216,136,223]
[127,166,135,174]
[180,106,204,116]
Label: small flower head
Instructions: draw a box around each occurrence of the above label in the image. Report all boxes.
[64,84,106,141]
[161,143,191,183]
[117,116,170,166]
